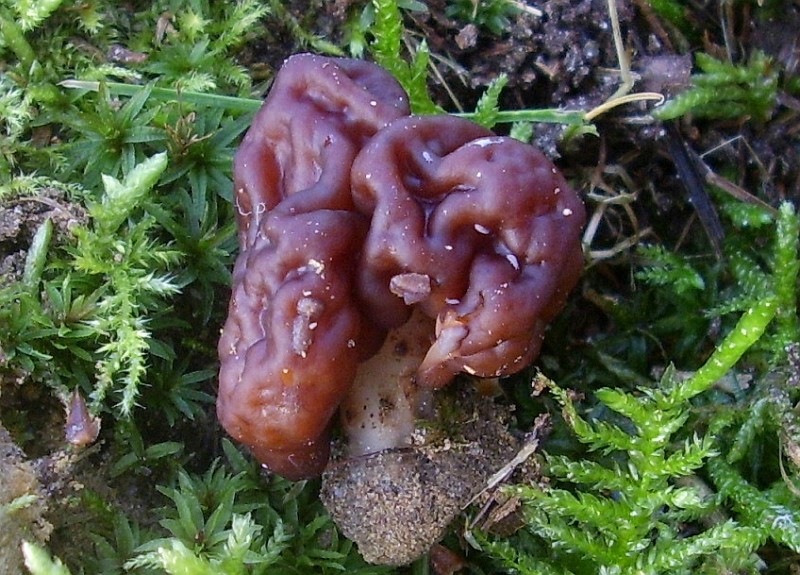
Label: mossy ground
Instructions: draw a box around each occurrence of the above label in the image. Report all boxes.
[1,1,799,574]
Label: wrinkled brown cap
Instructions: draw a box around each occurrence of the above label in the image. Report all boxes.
[352,115,585,388]
[217,54,409,480]
[218,54,584,480]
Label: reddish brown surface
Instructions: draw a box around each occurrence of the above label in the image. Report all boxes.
[352,115,586,387]
[218,53,585,480]
[217,54,409,480]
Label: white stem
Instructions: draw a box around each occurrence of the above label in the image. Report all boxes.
[340,310,435,457]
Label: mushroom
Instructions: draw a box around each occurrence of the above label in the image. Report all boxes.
[351,115,586,389]
[217,53,410,480]
[217,53,585,482]
[339,114,585,458]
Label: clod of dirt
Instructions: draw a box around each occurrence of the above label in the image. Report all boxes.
[0,189,86,287]
[0,423,51,575]
[424,0,630,103]
[637,54,692,95]
[320,389,520,565]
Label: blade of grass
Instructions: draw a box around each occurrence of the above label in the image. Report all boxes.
[59,80,263,113]
[61,80,591,126]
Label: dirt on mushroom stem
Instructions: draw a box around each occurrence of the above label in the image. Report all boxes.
[321,385,537,566]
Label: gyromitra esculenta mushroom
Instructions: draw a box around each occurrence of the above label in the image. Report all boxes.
[217,53,410,480]
[217,53,585,481]
[352,115,585,387]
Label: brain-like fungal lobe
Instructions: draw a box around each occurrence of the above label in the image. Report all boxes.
[217,53,585,481]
